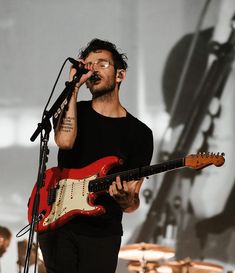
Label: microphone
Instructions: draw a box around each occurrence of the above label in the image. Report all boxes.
[68,57,89,74]
[68,57,100,83]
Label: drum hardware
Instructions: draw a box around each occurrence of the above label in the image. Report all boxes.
[119,242,175,273]
[127,261,159,273]
[157,259,224,273]
[17,240,46,273]
[119,243,224,273]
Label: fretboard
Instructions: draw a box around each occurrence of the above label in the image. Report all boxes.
[88,157,185,192]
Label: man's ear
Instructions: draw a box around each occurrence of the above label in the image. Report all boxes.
[116,69,126,83]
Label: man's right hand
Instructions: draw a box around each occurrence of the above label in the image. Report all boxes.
[69,59,93,92]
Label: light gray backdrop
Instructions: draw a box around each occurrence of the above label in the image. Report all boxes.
[0,1,234,273]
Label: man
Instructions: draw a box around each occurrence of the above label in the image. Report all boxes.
[38,38,153,273]
[0,226,11,259]
[0,225,12,273]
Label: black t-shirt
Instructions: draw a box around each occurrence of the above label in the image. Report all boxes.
[57,100,153,236]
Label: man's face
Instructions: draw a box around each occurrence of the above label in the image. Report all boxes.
[84,50,117,99]
[0,237,11,257]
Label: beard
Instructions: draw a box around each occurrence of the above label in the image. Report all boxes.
[87,75,116,99]
[91,84,115,99]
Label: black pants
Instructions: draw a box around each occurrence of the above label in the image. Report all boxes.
[38,228,121,273]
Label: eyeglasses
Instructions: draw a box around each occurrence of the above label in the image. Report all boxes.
[86,59,114,70]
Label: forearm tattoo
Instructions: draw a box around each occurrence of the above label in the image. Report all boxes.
[59,116,75,132]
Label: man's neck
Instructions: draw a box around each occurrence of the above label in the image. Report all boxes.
[91,93,126,118]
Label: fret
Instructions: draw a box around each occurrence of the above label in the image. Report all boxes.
[89,158,184,192]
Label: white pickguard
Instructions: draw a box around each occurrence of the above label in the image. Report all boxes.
[43,174,97,227]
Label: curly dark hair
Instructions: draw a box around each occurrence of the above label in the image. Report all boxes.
[79,38,128,71]
[0,226,11,240]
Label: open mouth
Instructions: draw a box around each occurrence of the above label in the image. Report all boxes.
[89,74,101,84]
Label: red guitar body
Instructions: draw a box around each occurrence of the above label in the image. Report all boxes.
[28,156,121,233]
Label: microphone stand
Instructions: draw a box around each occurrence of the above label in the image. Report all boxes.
[23,69,85,273]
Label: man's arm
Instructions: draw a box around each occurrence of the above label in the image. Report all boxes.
[54,91,78,149]
[54,65,92,149]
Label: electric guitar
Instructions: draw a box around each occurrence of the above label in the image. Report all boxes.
[28,152,225,233]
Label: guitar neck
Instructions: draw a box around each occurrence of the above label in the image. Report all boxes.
[88,157,185,192]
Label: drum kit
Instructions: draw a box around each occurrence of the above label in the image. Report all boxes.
[118,243,224,273]
[17,239,224,273]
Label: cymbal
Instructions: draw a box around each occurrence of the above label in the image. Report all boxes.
[128,261,159,272]
[157,260,223,273]
[189,261,223,272]
[119,242,175,261]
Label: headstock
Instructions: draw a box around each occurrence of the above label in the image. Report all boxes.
[185,152,225,170]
